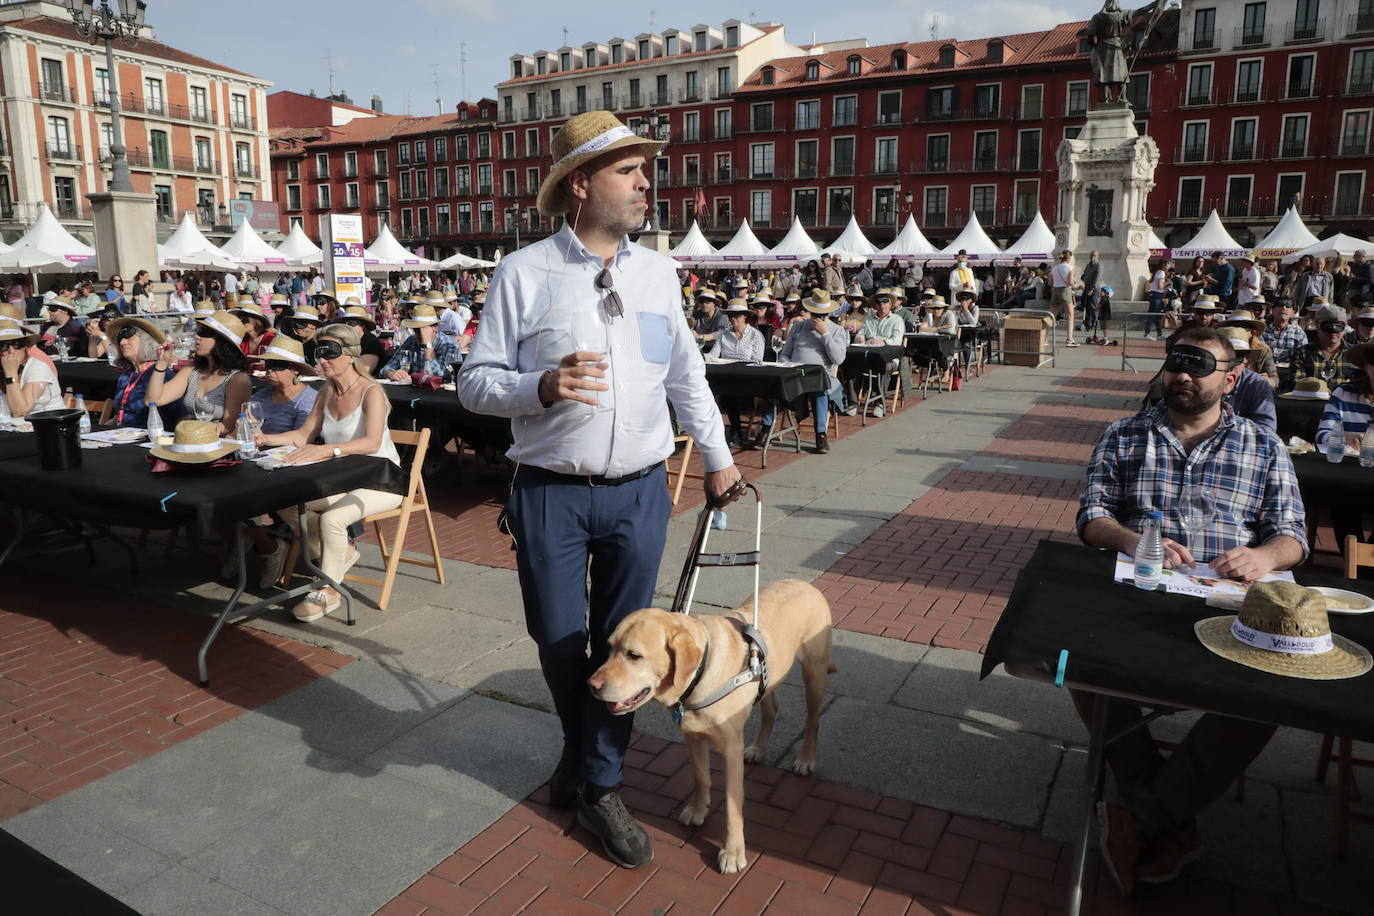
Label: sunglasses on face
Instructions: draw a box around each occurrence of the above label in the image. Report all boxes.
[1163,344,1230,378]
[116,326,139,341]
[314,339,345,361]
[0,341,24,352]
[1320,321,1348,334]
[194,326,217,339]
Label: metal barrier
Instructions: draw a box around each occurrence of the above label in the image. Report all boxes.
[1001,308,1057,368]
[1113,308,1173,373]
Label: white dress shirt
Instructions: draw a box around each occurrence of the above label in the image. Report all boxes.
[457,223,731,476]
[438,306,471,337]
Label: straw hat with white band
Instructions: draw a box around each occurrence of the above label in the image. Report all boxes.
[230,300,270,325]
[1278,377,1331,400]
[106,316,166,346]
[1216,326,1251,352]
[0,317,37,348]
[1224,309,1266,334]
[801,290,843,315]
[0,303,21,321]
[259,336,313,373]
[269,293,290,308]
[875,286,906,301]
[148,420,241,465]
[1195,581,1371,680]
[423,290,448,308]
[402,304,441,328]
[339,304,377,329]
[724,299,750,314]
[196,310,246,348]
[194,300,215,318]
[292,305,321,324]
[536,111,665,216]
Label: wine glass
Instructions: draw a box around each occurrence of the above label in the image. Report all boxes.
[194,398,214,424]
[1177,485,1216,553]
[567,311,605,421]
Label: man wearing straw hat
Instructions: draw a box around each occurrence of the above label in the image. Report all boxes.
[1077,325,1307,893]
[458,110,742,870]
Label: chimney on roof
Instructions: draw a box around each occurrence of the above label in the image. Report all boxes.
[309,89,317,97]
[371,94,383,113]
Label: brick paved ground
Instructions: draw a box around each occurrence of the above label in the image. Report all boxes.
[0,577,353,822]
[382,733,1336,916]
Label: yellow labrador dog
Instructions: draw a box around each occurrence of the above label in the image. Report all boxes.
[587,578,834,873]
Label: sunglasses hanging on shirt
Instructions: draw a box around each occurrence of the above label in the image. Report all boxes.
[594,268,624,321]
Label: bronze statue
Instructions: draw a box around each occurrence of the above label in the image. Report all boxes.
[1086,0,1162,103]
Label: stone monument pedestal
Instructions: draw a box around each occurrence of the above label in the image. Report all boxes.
[87,190,158,281]
[1054,103,1158,301]
[637,228,672,255]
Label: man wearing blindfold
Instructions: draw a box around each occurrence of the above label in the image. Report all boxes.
[1293,304,1359,389]
[1076,326,1307,890]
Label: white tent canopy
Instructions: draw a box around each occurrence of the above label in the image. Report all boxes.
[1171,210,1247,259]
[0,204,94,271]
[712,220,770,258]
[877,215,940,259]
[1280,232,1372,265]
[939,213,1002,261]
[218,220,293,271]
[766,217,821,259]
[1146,228,1169,254]
[363,223,438,272]
[996,213,1055,264]
[667,220,718,259]
[437,250,496,269]
[158,212,236,270]
[1253,207,1319,260]
[274,222,323,266]
[822,215,878,262]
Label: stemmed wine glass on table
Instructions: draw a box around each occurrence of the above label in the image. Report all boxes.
[1176,484,1216,560]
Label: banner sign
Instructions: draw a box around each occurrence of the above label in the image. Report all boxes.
[229,199,281,232]
[321,214,366,304]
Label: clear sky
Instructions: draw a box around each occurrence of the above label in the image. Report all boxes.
[151,0,1110,116]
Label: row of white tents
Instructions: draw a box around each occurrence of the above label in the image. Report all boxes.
[0,204,496,275]
[665,207,1369,268]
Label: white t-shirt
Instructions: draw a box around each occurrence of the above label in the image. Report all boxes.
[1052,262,1073,289]
[1151,269,1168,293]
[1238,266,1262,305]
[223,273,240,295]
[1,357,64,416]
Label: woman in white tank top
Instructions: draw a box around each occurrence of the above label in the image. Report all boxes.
[1050,251,1080,347]
[256,324,403,622]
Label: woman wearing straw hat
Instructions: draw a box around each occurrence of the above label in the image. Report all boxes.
[0,318,65,417]
[286,304,322,360]
[778,289,851,452]
[335,301,387,374]
[710,299,772,447]
[248,336,319,436]
[98,316,173,428]
[148,310,251,437]
[255,323,403,622]
[458,109,742,872]
[230,299,277,357]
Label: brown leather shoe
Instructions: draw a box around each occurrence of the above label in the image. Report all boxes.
[815,432,830,454]
[1136,821,1203,885]
[1097,802,1139,896]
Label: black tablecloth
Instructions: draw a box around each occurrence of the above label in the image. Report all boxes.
[704,362,828,402]
[842,345,904,374]
[1293,451,1374,508]
[56,360,120,400]
[982,540,1374,741]
[905,333,958,361]
[0,444,402,533]
[0,431,38,461]
[1275,398,1326,444]
[379,384,513,450]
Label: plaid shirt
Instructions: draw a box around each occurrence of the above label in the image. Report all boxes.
[380,332,462,381]
[1260,322,1308,363]
[1078,403,1308,563]
[1293,342,1361,388]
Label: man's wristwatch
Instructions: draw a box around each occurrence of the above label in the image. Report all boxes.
[332,447,342,458]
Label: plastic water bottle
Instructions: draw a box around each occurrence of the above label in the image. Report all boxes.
[235,411,257,458]
[1322,419,1346,464]
[146,402,164,441]
[1133,511,1164,591]
[1361,426,1374,469]
[75,395,91,435]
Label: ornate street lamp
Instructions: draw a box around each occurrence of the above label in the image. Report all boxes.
[67,1,147,193]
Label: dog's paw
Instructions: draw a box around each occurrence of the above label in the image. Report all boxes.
[718,845,748,874]
[743,744,764,764]
[792,758,816,776]
[678,802,709,827]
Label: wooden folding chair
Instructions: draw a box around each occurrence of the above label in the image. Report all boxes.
[343,427,445,610]
[1312,535,1374,859]
[665,434,700,505]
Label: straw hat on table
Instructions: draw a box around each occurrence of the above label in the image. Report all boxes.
[1277,377,1330,400]
[148,420,240,465]
[1195,581,1371,680]
[536,111,665,217]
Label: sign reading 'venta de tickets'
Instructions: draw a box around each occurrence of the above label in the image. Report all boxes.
[321,214,366,304]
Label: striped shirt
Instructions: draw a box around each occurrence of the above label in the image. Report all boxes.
[1078,402,1308,564]
[707,325,765,362]
[1316,385,1373,448]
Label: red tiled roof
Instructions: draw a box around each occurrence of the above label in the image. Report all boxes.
[497,24,784,87]
[277,110,499,151]
[739,14,1177,92]
[268,89,377,116]
[6,16,260,80]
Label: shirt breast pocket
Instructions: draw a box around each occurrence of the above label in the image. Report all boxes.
[637,312,672,365]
